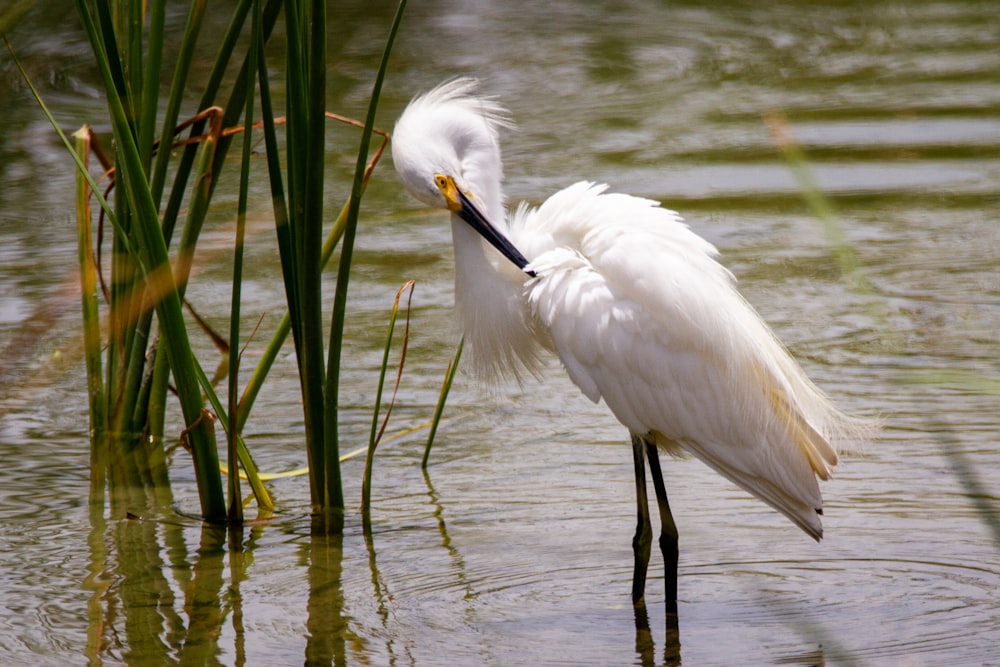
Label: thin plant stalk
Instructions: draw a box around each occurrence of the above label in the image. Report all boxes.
[260,0,331,517]
[137,1,165,172]
[423,337,464,469]
[149,0,207,206]
[76,0,225,520]
[324,0,408,528]
[235,124,389,434]
[225,0,262,524]
[765,111,872,295]
[192,360,273,510]
[362,281,415,532]
[74,127,108,503]
[74,127,107,437]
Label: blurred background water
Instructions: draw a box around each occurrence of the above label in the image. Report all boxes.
[1,0,998,664]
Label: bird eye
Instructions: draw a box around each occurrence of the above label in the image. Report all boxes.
[434,175,449,189]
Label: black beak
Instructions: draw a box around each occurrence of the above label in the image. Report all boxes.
[454,189,535,276]
[435,174,535,277]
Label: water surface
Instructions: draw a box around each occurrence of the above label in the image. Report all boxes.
[1,0,998,664]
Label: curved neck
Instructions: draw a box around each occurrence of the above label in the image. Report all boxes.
[450,213,543,380]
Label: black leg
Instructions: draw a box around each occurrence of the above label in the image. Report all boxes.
[631,433,653,607]
[644,438,680,630]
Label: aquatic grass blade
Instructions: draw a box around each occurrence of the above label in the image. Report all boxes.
[75,0,225,521]
[74,127,106,427]
[149,0,206,206]
[192,358,274,511]
[74,127,108,508]
[325,0,408,527]
[765,111,873,296]
[224,0,263,524]
[362,282,415,531]
[423,336,464,469]
[291,0,333,516]
[236,123,390,433]
[137,1,165,171]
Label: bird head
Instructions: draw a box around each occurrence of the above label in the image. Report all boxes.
[392,79,505,209]
[392,79,532,273]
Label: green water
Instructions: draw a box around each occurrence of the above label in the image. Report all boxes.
[1,1,998,664]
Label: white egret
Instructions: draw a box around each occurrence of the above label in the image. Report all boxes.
[391,78,872,620]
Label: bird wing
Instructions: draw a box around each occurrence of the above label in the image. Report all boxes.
[521,183,839,538]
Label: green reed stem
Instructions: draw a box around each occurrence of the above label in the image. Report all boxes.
[149,0,206,206]
[73,128,106,434]
[138,1,164,171]
[225,0,262,524]
[266,0,331,518]
[324,0,408,528]
[76,0,225,521]
[299,0,333,515]
[362,282,415,532]
[236,127,390,434]
[423,336,464,469]
[766,111,872,296]
[193,360,273,511]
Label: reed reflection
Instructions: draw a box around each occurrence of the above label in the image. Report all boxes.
[304,531,349,666]
[422,468,474,600]
[177,525,226,664]
[84,484,268,666]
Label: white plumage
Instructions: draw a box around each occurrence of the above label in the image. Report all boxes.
[392,78,873,611]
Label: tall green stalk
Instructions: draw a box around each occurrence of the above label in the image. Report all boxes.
[75,0,226,521]
[424,337,464,469]
[362,282,415,532]
[225,0,263,524]
[19,0,409,526]
[74,128,108,504]
[73,128,106,436]
[289,0,333,519]
[259,0,407,529]
[324,0,408,527]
